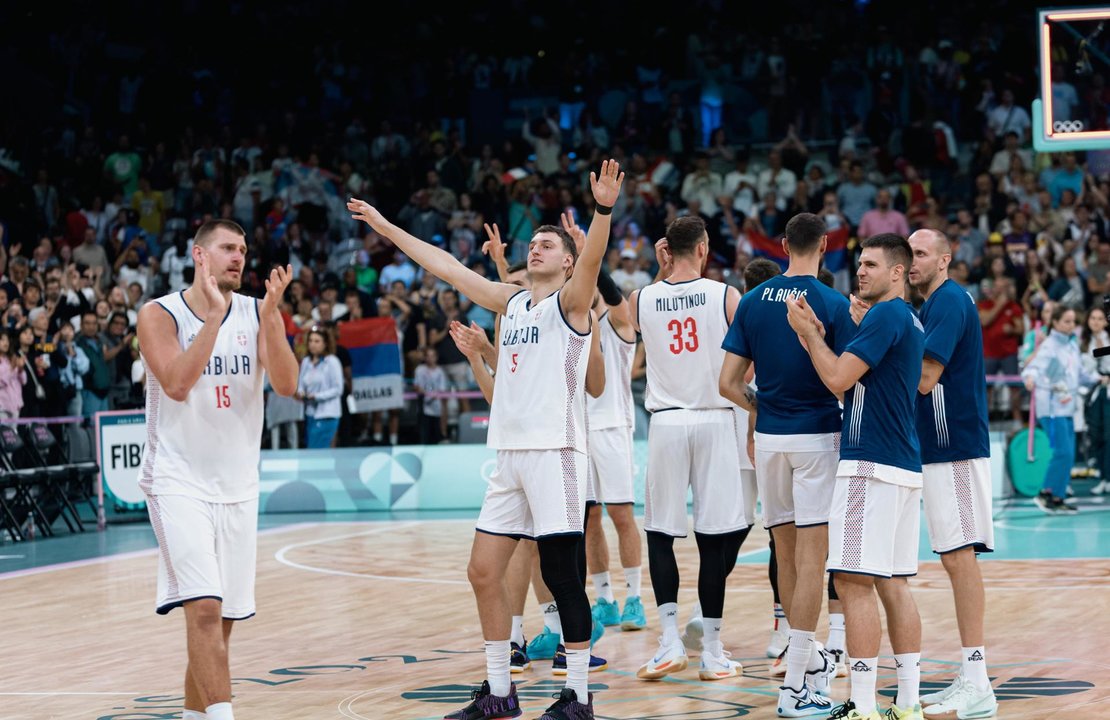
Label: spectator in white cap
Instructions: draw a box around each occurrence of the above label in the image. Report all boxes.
[612,248,652,296]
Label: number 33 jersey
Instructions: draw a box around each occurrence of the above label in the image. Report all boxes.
[139,292,265,502]
[639,278,731,412]
[486,289,591,453]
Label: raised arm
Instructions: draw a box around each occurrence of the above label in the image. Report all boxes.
[348,198,520,315]
[563,209,637,342]
[562,160,625,321]
[257,264,299,396]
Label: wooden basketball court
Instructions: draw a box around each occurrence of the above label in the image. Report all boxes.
[2,506,1108,719]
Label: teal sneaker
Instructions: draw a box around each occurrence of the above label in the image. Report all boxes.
[527,627,561,660]
[592,598,620,627]
[620,596,647,630]
[591,615,604,646]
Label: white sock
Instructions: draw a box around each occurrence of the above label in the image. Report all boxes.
[205,703,233,720]
[688,600,702,622]
[849,657,878,714]
[564,647,590,703]
[373,431,382,442]
[701,617,722,653]
[895,652,921,708]
[541,602,562,635]
[624,566,642,598]
[591,572,615,603]
[389,433,398,445]
[827,613,846,652]
[182,712,206,720]
[511,615,525,646]
[784,629,815,690]
[962,646,990,690]
[485,640,512,696]
[659,602,680,644]
[773,602,787,631]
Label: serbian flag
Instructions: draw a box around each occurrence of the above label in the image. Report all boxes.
[338,318,405,412]
[749,230,789,270]
[823,226,850,273]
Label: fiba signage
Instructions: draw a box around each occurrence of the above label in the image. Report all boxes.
[95,410,148,507]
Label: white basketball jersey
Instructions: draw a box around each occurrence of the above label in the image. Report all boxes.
[139,292,265,502]
[640,278,731,412]
[587,312,636,430]
[487,289,590,453]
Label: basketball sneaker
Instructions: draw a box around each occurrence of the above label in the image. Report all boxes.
[922,677,998,719]
[767,625,790,658]
[805,647,836,696]
[510,641,531,673]
[637,636,689,680]
[591,617,605,646]
[828,700,881,720]
[592,598,620,627]
[527,627,561,661]
[1033,490,1058,515]
[698,642,741,680]
[777,684,834,717]
[537,688,594,720]
[920,677,960,706]
[620,596,647,630]
[442,680,522,719]
[551,645,608,675]
[883,704,923,720]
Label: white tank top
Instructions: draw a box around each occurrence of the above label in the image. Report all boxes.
[639,278,731,412]
[138,291,265,502]
[587,312,636,430]
[487,289,591,453]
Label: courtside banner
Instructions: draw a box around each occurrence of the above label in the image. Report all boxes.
[339,318,405,413]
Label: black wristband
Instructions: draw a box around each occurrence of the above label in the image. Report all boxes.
[596,269,623,306]
[595,203,613,216]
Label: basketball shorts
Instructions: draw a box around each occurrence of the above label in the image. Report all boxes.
[587,426,635,504]
[643,408,749,537]
[740,468,757,528]
[827,461,922,578]
[146,493,258,619]
[754,432,840,529]
[477,448,588,539]
[923,458,995,554]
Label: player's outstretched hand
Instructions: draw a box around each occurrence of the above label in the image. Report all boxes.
[481,223,508,263]
[560,210,587,256]
[590,159,625,208]
[347,198,388,232]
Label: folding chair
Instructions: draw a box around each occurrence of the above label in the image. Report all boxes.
[22,423,85,533]
[62,422,100,525]
[0,424,55,538]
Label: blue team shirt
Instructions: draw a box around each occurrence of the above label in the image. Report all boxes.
[723,275,856,434]
[840,298,924,472]
[915,279,991,463]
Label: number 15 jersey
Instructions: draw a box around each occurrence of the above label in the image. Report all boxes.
[639,278,730,412]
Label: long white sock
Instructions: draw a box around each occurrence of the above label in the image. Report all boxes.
[701,617,722,653]
[659,602,680,644]
[591,572,615,603]
[541,602,562,635]
[485,640,512,696]
[827,613,846,652]
[564,647,590,704]
[784,629,815,690]
[182,712,206,720]
[205,703,233,720]
[895,652,921,708]
[511,615,525,646]
[962,646,990,690]
[849,657,878,714]
[624,566,642,598]
[773,602,788,632]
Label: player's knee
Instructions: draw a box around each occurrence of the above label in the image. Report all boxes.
[467,556,500,590]
[609,506,636,531]
[832,571,873,597]
[185,598,223,630]
[940,547,975,574]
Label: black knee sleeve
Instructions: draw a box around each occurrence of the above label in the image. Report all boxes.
[538,534,592,643]
[694,528,750,618]
[827,570,838,601]
[769,535,781,604]
[578,502,596,586]
[646,531,679,606]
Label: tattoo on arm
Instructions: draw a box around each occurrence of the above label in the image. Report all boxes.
[744,387,757,410]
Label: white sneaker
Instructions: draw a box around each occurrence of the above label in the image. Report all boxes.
[805,646,836,696]
[637,636,689,680]
[922,677,997,719]
[767,625,789,658]
[920,677,961,706]
[777,684,834,717]
[1092,479,1109,495]
[698,642,741,680]
[681,615,703,652]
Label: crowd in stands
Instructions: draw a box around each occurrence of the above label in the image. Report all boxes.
[2,0,1110,448]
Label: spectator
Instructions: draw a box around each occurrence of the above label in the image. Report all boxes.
[857,188,910,239]
[979,276,1025,422]
[989,131,1033,179]
[379,251,418,293]
[297,327,345,449]
[835,161,877,229]
[521,107,564,176]
[757,148,798,204]
[611,249,653,296]
[75,311,112,417]
[103,135,142,197]
[0,330,26,418]
[413,346,449,444]
[427,288,472,416]
[987,89,1032,144]
[102,311,135,410]
[56,321,89,417]
[1048,255,1089,310]
[15,325,44,417]
[131,176,167,238]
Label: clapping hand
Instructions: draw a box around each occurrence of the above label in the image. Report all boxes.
[261,264,294,318]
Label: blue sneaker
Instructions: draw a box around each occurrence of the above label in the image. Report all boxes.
[552,644,609,675]
[620,595,647,630]
[527,627,561,660]
[591,616,604,646]
[510,640,531,673]
[592,597,620,626]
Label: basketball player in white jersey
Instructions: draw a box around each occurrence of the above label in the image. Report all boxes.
[136,219,299,720]
[349,159,623,720]
[628,216,750,682]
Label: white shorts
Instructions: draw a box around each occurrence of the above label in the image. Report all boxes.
[146,494,258,620]
[477,449,587,538]
[588,427,635,504]
[755,433,840,528]
[740,468,757,528]
[827,469,922,578]
[923,458,995,554]
[644,409,749,536]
